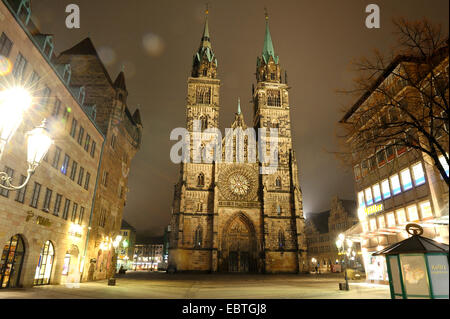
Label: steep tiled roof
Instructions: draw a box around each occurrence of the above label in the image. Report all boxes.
[59,37,114,86]
[306,210,330,234]
[341,199,357,218]
[121,219,136,231]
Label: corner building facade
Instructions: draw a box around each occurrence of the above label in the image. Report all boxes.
[169,14,307,273]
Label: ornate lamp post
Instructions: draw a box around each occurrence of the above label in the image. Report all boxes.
[0,87,53,191]
[336,233,352,290]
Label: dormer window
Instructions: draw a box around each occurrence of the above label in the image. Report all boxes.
[63,64,71,85]
[17,0,31,25]
[43,36,54,59]
[78,86,85,105]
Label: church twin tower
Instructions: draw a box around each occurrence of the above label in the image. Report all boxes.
[169,11,307,273]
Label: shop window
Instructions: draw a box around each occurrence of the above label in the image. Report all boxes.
[378,215,386,229]
[364,187,373,206]
[390,174,401,195]
[410,162,425,186]
[369,218,377,231]
[0,235,25,288]
[407,205,419,222]
[362,221,369,233]
[386,212,396,227]
[419,201,433,219]
[396,209,407,225]
[62,254,71,275]
[372,184,382,203]
[381,179,391,199]
[400,168,413,191]
[358,191,365,208]
[34,241,54,286]
[438,155,449,177]
[376,149,387,167]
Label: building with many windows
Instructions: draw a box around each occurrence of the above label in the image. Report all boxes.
[0,0,142,287]
[305,197,361,273]
[0,0,104,288]
[340,49,449,284]
[56,34,142,284]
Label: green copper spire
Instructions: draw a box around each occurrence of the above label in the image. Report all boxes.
[237,97,241,114]
[261,9,278,64]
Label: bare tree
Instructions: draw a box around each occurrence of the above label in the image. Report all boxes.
[338,18,449,186]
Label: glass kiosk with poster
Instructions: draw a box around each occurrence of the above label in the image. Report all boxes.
[373,223,449,299]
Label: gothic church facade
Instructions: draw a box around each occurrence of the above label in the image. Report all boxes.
[169,12,307,273]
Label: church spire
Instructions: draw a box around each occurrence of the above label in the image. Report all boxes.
[256,9,281,83]
[262,9,277,64]
[237,97,241,114]
[192,6,218,78]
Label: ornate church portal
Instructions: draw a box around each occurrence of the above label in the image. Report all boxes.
[221,214,257,273]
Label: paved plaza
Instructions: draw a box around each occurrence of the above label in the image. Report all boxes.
[0,271,390,299]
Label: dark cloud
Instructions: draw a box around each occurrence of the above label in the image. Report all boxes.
[31,0,449,237]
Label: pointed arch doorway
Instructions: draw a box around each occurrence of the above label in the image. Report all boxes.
[221,213,257,273]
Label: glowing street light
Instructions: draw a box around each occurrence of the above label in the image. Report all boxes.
[0,119,53,191]
[0,87,33,156]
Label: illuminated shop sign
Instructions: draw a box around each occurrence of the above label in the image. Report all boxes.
[364,203,383,216]
[68,223,83,238]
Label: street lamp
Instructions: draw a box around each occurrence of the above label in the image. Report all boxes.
[0,119,53,191]
[0,87,53,191]
[336,233,350,290]
[0,87,32,155]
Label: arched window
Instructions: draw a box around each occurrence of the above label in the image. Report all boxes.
[197,173,205,187]
[0,234,25,288]
[267,89,281,107]
[34,240,55,285]
[196,86,211,104]
[275,176,282,188]
[194,226,203,248]
[278,230,285,250]
[200,115,208,130]
[203,68,208,76]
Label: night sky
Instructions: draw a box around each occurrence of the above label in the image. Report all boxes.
[30,0,449,237]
